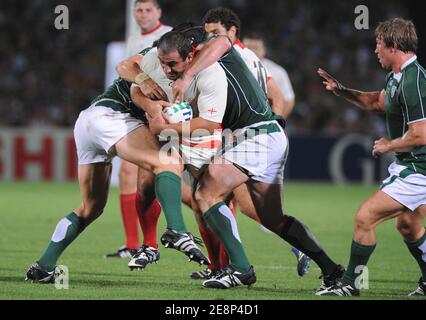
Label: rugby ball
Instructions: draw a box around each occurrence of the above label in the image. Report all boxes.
[163,101,193,123]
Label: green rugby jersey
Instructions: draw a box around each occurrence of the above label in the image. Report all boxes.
[90,48,153,121]
[384,56,426,175]
[218,45,284,131]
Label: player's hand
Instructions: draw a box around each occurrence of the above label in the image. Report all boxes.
[146,111,170,135]
[116,60,141,83]
[317,68,343,95]
[140,78,168,101]
[372,137,392,157]
[145,100,172,115]
[172,73,192,103]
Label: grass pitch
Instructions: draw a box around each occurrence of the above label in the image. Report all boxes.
[0,182,423,300]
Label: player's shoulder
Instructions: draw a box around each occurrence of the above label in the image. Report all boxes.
[139,46,155,56]
[403,59,426,84]
[235,43,261,63]
[140,47,160,70]
[197,62,226,84]
[161,25,173,32]
[264,58,287,73]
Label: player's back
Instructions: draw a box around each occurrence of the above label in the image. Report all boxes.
[218,46,283,131]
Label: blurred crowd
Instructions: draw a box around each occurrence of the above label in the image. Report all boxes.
[0,0,414,136]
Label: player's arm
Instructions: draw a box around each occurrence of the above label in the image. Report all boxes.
[172,36,232,102]
[266,77,289,118]
[130,84,171,118]
[150,66,227,136]
[117,53,167,100]
[318,68,385,112]
[373,121,426,156]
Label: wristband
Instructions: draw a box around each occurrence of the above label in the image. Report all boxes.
[135,72,150,85]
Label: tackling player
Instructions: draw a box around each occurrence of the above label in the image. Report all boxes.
[105,0,172,259]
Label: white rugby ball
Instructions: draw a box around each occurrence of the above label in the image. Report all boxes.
[163,101,193,123]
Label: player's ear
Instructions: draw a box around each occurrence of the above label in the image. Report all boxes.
[186,51,195,63]
[229,26,237,39]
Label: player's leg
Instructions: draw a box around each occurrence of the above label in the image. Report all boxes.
[234,183,311,276]
[105,160,139,258]
[246,179,341,282]
[317,190,405,296]
[127,167,162,270]
[181,170,225,278]
[115,127,209,265]
[27,163,112,283]
[135,167,161,248]
[195,159,256,288]
[396,207,426,296]
[190,191,223,279]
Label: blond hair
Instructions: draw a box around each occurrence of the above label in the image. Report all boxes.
[375,18,418,53]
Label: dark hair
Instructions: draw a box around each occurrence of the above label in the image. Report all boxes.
[157,31,193,60]
[375,18,418,53]
[134,0,160,8]
[172,22,207,47]
[203,7,241,37]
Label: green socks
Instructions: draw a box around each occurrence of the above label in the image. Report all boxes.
[342,240,376,287]
[154,171,187,233]
[38,212,86,271]
[204,202,251,273]
[405,229,426,281]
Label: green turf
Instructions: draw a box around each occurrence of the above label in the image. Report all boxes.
[0,182,423,300]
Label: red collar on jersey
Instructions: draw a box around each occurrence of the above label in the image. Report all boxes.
[233,39,245,49]
[142,23,163,35]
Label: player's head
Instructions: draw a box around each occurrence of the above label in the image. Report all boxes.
[172,22,207,49]
[203,7,241,43]
[243,34,266,60]
[374,18,417,69]
[133,0,162,33]
[157,31,194,80]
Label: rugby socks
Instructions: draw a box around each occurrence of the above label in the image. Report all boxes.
[280,216,337,275]
[217,203,236,268]
[203,202,251,273]
[198,225,221,270]
[136,195,162,248]
[119,193,140,250]
[404,229,426,281]
[154,172,187,233]
[341,240,376,287]
[38,212,86,272]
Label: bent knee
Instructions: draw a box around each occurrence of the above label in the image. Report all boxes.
[154,163,183,176]
[354,207,376,231]
[76,202,105,220]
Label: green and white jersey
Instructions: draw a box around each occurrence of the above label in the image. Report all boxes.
[90,50,154,122]
[91,78,146,118]
[384,55,426,175]
[218,44,284,131]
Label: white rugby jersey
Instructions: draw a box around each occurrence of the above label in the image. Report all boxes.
[126,24,172,56]
[262,58,295,101]
[139,47,227,124]
[233,40,271,94]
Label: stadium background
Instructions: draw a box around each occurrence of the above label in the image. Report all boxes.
[1,0,425,301]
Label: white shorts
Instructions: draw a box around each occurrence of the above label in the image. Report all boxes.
[74,104,145,164]
[220,120,288,184]
[380,162,426,211]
